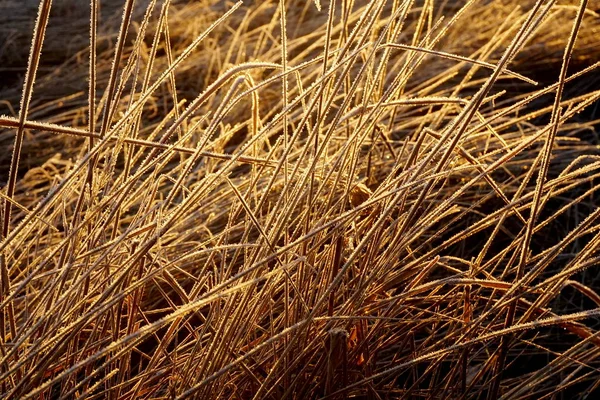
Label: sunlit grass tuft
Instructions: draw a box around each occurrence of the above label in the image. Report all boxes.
[1,0,600,398]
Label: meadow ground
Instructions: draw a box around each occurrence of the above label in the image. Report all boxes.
[1,0,600,398]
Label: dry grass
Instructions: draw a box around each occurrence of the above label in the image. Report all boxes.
[1,0,600,398]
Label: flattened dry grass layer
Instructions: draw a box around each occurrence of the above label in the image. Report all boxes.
[1,0,600,398]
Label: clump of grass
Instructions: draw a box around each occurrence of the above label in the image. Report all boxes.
[1,0,600,398]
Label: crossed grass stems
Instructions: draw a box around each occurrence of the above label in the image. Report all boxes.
[1,0,600,398]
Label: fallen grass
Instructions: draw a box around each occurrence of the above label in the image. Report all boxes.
[1,0,600,398]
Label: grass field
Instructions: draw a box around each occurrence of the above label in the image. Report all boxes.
[1,0,600,398]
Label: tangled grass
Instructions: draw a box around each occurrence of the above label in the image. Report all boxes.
[1,0,600,398]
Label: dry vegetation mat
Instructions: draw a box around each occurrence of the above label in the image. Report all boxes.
[1,0,600,398]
